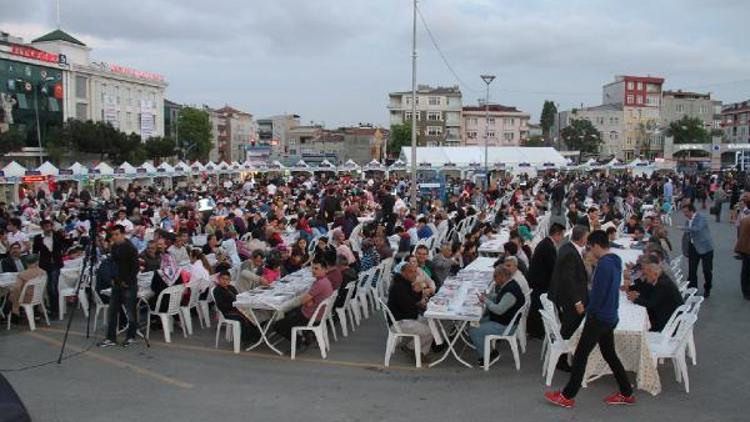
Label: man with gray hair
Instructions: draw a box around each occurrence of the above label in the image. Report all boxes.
[468,265,526,366]
[503,255,530,296]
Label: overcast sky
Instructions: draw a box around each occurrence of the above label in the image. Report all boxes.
[3,0,750,127]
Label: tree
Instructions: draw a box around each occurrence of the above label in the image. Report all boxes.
[665,116,710,144]
[0,127,27,154]
[144,136,176,164]
[561,118,602,154]
[388,122,413,157]
[176,107,212,161]
[523,135,546,147]
[540,100,558,140]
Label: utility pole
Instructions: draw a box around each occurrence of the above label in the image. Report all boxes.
[481,74,496,187]
[409,0,418,209]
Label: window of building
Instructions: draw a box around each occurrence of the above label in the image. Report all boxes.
[487,131,495,138]
[504,118,514,125]
[75,76,87,99]
[626,95,634,104]
[676,104,684,112]
[126,112,131,129]
[503,132,514,141]
[698,105,706,114]
[405,111,420,121]
[597,117,604,125]
[427,111,441,121]
[427,126,443,136]
[637,95,643,104]
[646,83,659,92]
[467,131,477,139]
[428,96,440,106]
[487,117,496,125]
[627,81,635,89]
[636,82,642,90]
[469,117,478,125]
[609,131,618,140]
[76,103,87,120]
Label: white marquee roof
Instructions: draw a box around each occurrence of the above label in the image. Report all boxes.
[2,161,26,177]
[400,147,567,168]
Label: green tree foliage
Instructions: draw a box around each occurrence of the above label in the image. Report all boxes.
[540,100,558,139]
[561,118,602,154]
[0,127,27,154]
[666,116,710,144]
[176,107,212,160]
[388,122,413,156]
[144,136,176,164]
[45,119,149,164]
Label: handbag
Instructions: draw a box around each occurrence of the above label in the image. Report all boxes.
[681,231,691,258]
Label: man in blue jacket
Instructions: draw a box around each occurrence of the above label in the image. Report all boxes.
[681,203,714,297]
[545,230,634,408]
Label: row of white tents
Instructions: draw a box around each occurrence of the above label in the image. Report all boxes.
[0,159,398,181]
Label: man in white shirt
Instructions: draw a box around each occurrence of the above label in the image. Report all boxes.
[266,183,277,196]
[6,218,30,253]
[168,231,190,267]
[114,209,134,236]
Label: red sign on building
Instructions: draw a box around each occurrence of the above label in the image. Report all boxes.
[10,45,60,64]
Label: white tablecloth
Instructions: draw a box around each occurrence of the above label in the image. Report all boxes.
[233,268,314,312]
[477,231,510,256]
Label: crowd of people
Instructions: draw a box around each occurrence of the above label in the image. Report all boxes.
[2,167,749,407]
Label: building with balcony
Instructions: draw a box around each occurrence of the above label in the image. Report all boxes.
[164,98,182,140]
[387,85,462,146]
[460,104,530,147]
[206,105,255,162]
[721,100,750,144]
[557,104,624,157]
[256,114,300,159]
[661,90,721,131]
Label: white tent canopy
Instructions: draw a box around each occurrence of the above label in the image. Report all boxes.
[339,159,360,172]
[316,159,336,171]
[137,162,157,174]
[68,162,88,176]
[2,161,26,177]
[400,147,567,169]
[364,159,386,172]
[291,160,312,172]
[190,161,205,173]
[37,161,58,176]
[156,162,174,174]
[117,161,137,175]
[94,162,114,175]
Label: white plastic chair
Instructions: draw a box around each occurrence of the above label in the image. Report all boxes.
[291,296,335,360]
[377,297,422,368]
[198,280,215,329]
[352,267,378,325]
[211,289,241,354]
[91,287,109,332]
[334,281,357,337]
[649,314,698,393]
[516,292,531,353]
[191,235,207,247]
[483,303,528,371]
[6,276,49,331]
[145,284,187,343]
[180,279,203,335]
[57,265,90,320]
[540,309,574,386]
[539,293,559,360]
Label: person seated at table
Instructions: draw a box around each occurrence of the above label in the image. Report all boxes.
[632,226,646,243]
[359,238,380,273]
[622,215,642,235]
[282,250,305,276]
[4,253,46,324]
[468,265,526,366]
[386,262,436,361]
[273,260,334,349]
[237,250,266,292]
[168,230,190,267]
[139,240,162,272]
[1,242,25,273]
[6,218,30,253]
[431,242,461,288]
[649,226,673,257]
[502,256,530,296]
[201,234,220,256]
[626,256,683,332]
[291,237,310,265]
[600,203,622,226]
[334,254,357,309]
[261,254,282,284]
[213,270,260,347]
[606,227,624,249]
[577,206,600,232]
[325,253,344,291]
[314,236,337,266]
[416,217,433,240]
[189,248,212,299]
[331,229,356,266]
[509,230,532,268]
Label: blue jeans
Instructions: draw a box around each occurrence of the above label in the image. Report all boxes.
[469,318,507,359]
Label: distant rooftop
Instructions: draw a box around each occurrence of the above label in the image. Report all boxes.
[571,103,623,113]
[463,104,522,113]
[663,90,711,99]
[390,85,461,96]
[32,29,86,46]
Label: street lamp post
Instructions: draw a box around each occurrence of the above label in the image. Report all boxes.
[480,74,495,187]
[409,0,418,209]
[32,77,55,166]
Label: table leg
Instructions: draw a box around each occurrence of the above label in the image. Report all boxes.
[429,320,473,368]
[241,308,284,356]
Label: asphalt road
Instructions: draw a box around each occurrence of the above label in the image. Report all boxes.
[2,208,749,422]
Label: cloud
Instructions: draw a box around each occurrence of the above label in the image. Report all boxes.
[2,0,749,124]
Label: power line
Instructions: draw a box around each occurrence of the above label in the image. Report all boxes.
[416,5,482,94]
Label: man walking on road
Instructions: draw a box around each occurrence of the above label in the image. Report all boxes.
[681,203,714,298]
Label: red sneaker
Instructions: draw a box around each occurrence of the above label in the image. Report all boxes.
[544,391,575,408]
[604,392,636,405]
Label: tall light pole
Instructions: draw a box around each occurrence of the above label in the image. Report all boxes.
[409,0,418,209]
[480,74,495,187]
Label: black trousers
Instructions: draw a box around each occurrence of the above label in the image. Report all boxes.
[273,307,310,341]
[687,243,713,292]
[526,291,545,338]
[106,284,138,341]
[558,305,584,340]
[224,313,260,344]
[562,316,633,399]
[741,255,750,299]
